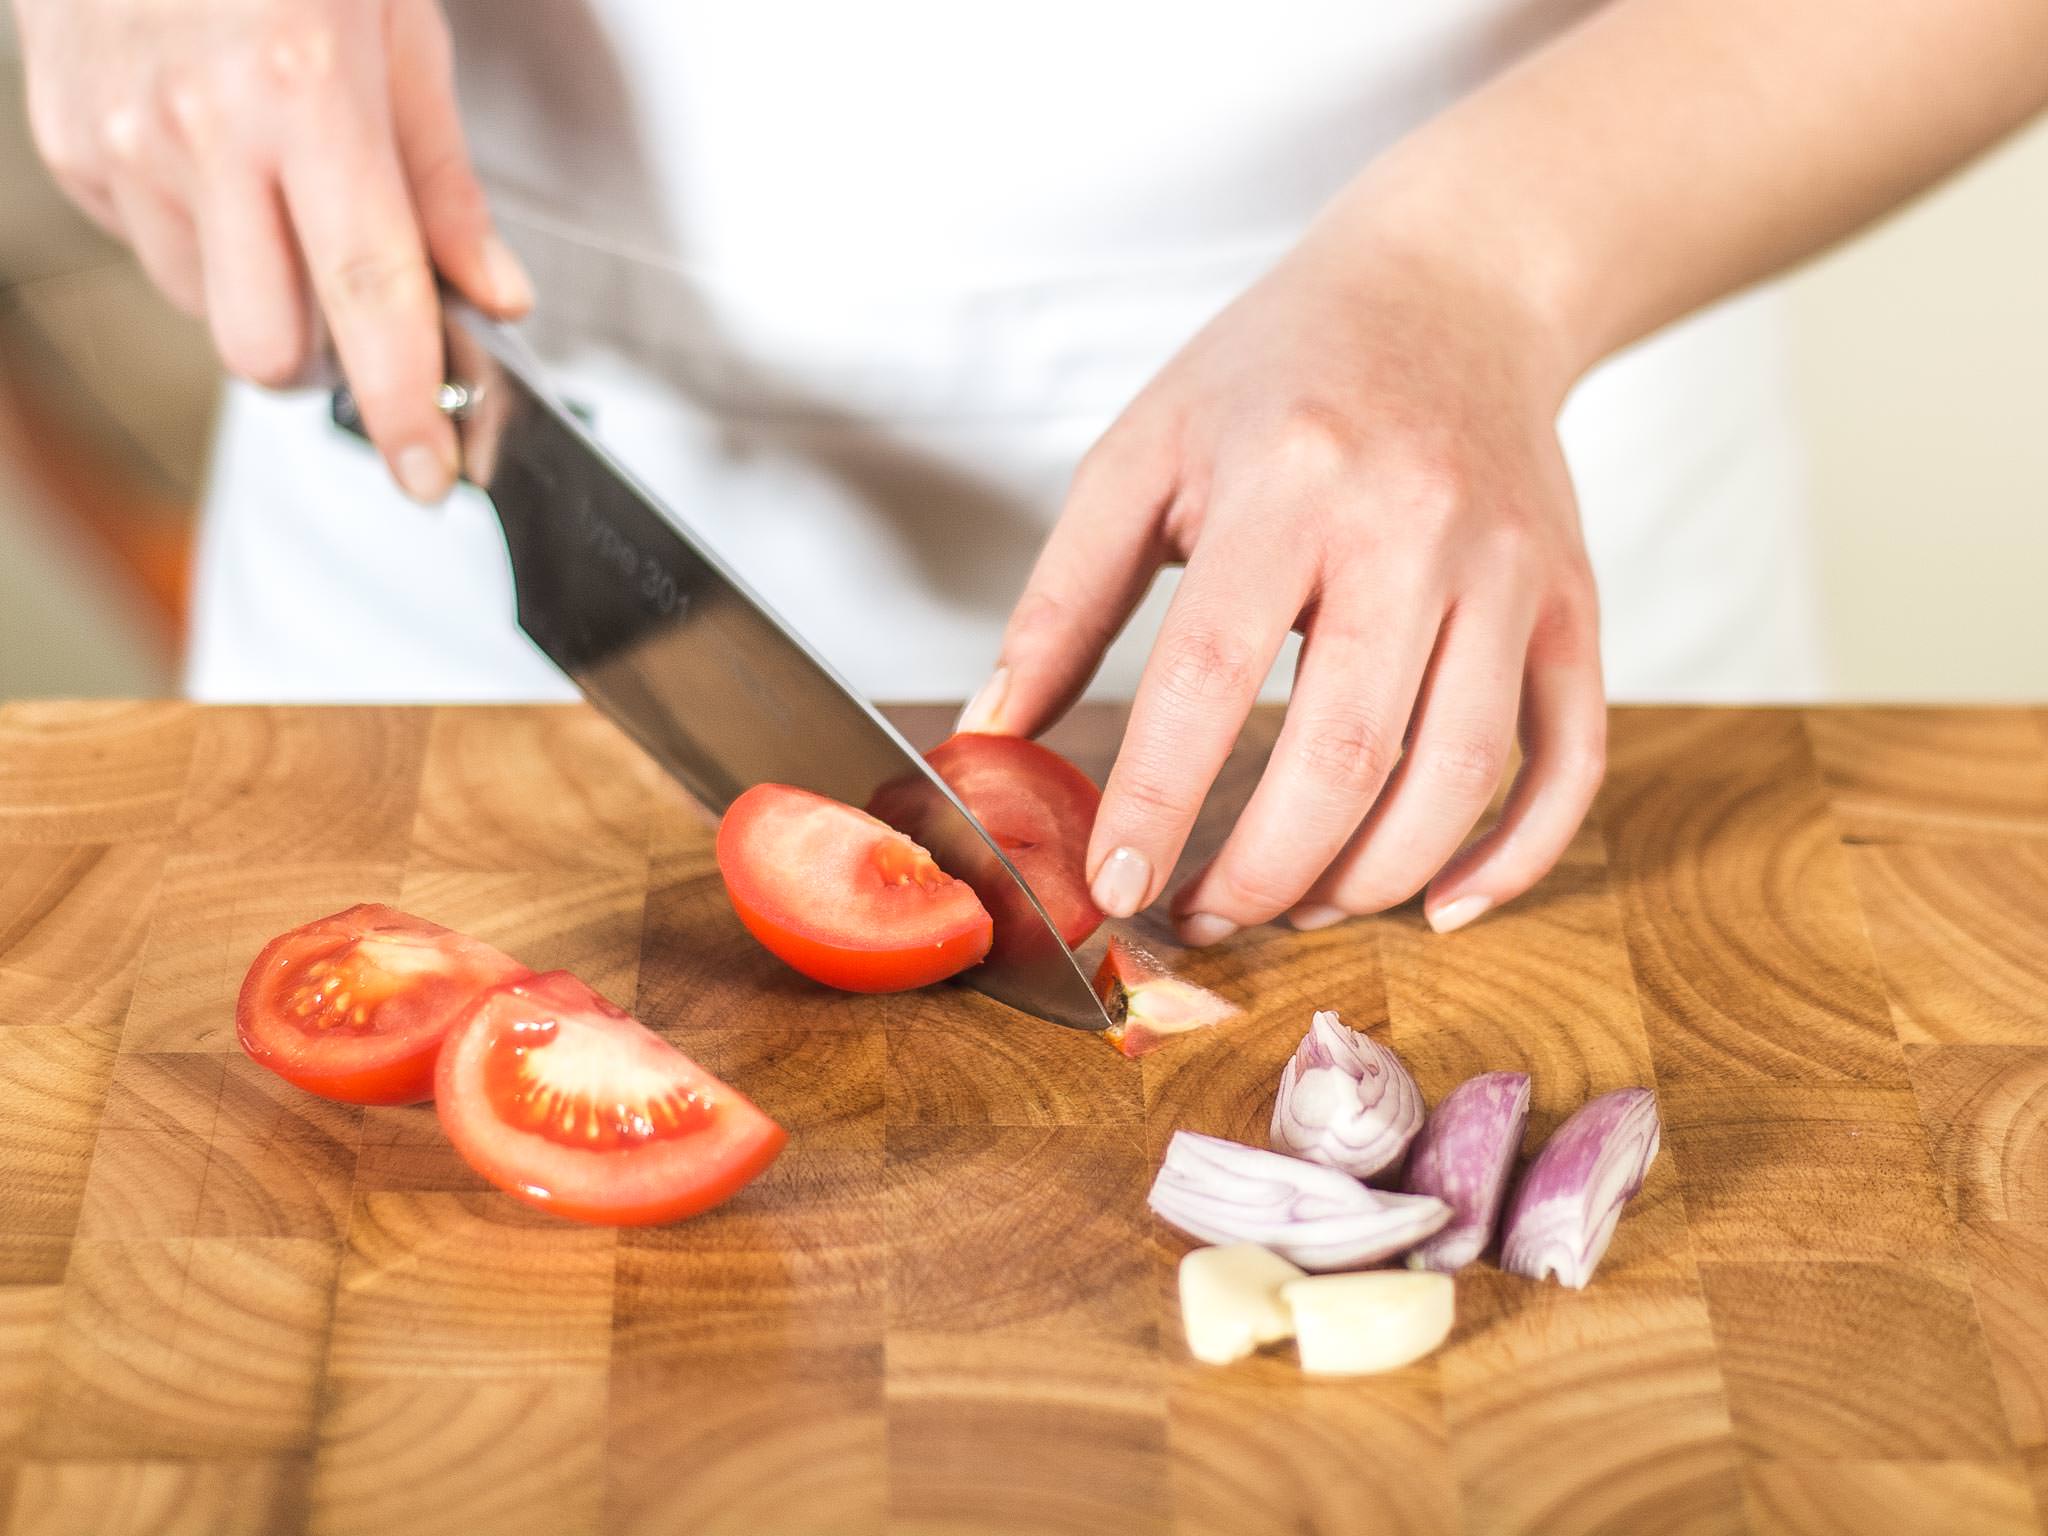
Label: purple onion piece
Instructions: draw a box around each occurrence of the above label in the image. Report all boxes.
[1148,1130,1452,1272]
[1269,1011,1425,1181]
[1402,1071,1533,1273]
[1499,1088,1661,1289]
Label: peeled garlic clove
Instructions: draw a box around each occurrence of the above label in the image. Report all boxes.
[1282,1270,1456,1375]
[1178,1243,1306,1365]
[1096,938,1240,1058]
[1148,1130,1451,1271]
[1402,1071,1533,1273]
[1269,1010,1425,1180]
[1500,1087,1661,1289]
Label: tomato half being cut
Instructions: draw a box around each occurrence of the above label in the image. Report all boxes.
[867,732,1104,965]
[235,904,530,1105]
[435,970,787,1225]
[716,784,994,992]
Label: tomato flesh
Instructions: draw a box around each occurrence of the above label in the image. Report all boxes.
[717,783,993,992]
[236,904,529,1104]
[1094,936,1240,1058]
[437,970,786,1225]
[868,733,1104,965]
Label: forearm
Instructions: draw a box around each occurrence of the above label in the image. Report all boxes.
[1330,0,2048,387]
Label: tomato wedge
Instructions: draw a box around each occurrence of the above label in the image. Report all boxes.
[1094,936,1240,1058]
[235,904,530,1105]
[435,970,786,1225]
[717,783,994,992]
[868,732,1104,965]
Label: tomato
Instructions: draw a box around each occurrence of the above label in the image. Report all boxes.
[716,783,994,992]
[435,970,787,1225]
[867,733,1104,965]
[1094,936,1239,1058]
[235,904,530,1105]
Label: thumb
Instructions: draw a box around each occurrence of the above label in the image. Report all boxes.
[962,422,1177,739]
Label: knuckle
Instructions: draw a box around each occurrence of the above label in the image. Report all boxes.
[412,147,488,227]
[1421,733,1508,798]
[324,250,431,314]
[97,101,147,163]
[1158,625,1258,704]
[1396,446,1470,526]
[1561,740,1608,797]
[1213,860,1305,919]
[219,329,308,390]
[1294,707,1395,797]
[1269,401,1362,484]
[1005,589,1075,652]
[264,17,340,88]
[1112,760,1203,829]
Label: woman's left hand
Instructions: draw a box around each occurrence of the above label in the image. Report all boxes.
[965,203,1608,944]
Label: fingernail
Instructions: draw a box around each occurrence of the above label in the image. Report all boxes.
[1090,846,1151,918]
[1427,894,1493,934]
[955,666,1010,734]
[1287,904,1347,933]
[483,234,535,312]
[396,444,455,505]
[1178,912,1239,948]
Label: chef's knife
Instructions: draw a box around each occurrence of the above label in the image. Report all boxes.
[332,298,1110,1031]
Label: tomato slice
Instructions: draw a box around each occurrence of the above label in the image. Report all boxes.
[716,783,994,992]
[435,970,787,1225]
[1094,936,1240,1058]
[868,732,1104,965]
[235,904,530,1105]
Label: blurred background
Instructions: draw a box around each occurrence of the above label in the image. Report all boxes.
[2,19,2045,701]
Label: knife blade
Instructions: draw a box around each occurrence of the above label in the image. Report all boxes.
[332,299,1110,1031]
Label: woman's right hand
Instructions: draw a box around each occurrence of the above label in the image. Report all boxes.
[12,0,531,501]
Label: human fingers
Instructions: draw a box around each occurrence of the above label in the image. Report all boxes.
[278,35,455,502]
[1167,573,1439,935]
[1084,512,1306,923]
[1421,594,1606,931]
[387,0,532,316]
[1288,593,1532,926]
[961,418,1177,739]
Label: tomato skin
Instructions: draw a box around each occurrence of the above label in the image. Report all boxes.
[435,970,788,1226]
[868,733,1104,964]
[717,784,993,993]
[235,904,530,1105]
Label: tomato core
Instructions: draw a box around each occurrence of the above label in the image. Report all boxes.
[483,1015,712,1151]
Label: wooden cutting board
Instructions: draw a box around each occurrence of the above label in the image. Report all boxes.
[1,701,2045,1536]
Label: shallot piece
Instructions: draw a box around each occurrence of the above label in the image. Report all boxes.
[1402,1071,1532,1273]
[1499,1087,1662,1289]
[1269,1011,1425,1180]
[1148,1130,1451,1272]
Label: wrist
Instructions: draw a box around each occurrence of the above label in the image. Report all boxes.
[1310,145,1604,405]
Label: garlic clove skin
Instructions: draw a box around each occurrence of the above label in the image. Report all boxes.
[1269,1010,1425,1180]
[1177,1244,1306,1365]
[1282,1271,1456,1375]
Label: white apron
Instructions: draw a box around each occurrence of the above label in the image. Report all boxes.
[188,0,1827,704]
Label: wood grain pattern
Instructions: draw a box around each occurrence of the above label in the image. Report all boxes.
[2,702,2046,1534]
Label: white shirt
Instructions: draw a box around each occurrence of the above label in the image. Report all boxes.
[189,0,1825,703]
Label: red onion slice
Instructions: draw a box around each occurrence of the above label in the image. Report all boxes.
[1500,1087,1661,1289]
[1148,1130,1451,1272]
[1269,1011,1425,1180]
[1401,1071,1532,1273]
